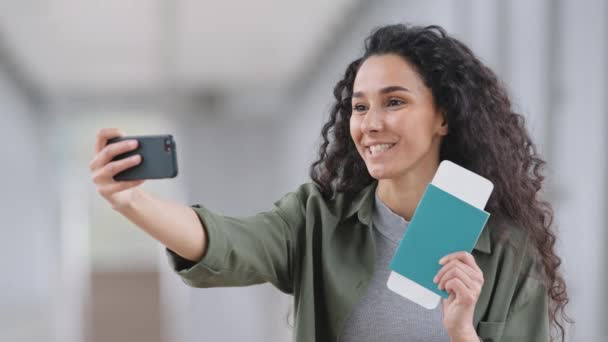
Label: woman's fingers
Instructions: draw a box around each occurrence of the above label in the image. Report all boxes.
[444,278,477,305]
[94,128,124,154]
[90,128,146,209]
[90,139,139,172]
[440,251,482,273]
[435,251,483,282]
[434,259,483,286]
[92,154,141,184]
[435,264,481,293]
[434,251,484,295]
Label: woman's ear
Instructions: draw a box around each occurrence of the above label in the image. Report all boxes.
[437,112,449,136]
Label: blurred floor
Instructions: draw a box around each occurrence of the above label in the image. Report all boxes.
[89,271,162,342]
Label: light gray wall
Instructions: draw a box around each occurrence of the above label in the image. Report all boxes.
[549,0,607,338]
[0,65,58,340]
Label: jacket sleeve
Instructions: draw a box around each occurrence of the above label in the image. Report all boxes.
[165,189,305,294]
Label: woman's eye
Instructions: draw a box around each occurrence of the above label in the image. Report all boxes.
[388,99,405,106]
[352,104,367,112]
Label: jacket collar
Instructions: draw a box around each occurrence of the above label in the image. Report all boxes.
[344,181,492,254]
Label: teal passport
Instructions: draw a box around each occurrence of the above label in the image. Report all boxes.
[389,184,490,298]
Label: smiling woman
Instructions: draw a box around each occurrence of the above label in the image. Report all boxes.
[310,24,571,341]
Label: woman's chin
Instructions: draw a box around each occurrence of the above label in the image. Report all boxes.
[367,166,394,180]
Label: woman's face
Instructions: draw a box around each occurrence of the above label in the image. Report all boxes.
[350,54,448,180]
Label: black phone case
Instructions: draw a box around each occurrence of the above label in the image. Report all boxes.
[108,134,178,181]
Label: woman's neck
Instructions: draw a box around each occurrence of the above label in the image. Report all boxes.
[376,161,439,221]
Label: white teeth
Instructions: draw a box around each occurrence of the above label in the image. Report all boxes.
[369,143,395,155]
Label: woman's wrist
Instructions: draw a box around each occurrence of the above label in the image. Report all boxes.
[114,187,145,214]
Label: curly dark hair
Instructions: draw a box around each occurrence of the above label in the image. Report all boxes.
[310,24,570,340]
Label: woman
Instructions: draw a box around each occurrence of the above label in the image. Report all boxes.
[90,24,569,341]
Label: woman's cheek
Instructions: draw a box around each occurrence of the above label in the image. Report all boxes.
[349,118,361,143]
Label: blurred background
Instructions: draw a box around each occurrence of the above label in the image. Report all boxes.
[0,0,605,341]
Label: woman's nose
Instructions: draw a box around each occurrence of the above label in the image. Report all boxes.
[361,108,384,133]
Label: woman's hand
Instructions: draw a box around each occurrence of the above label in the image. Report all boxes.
[90,128,145,211]
[434,251,483,341]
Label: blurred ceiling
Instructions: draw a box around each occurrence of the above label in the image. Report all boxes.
[0,0,356,99]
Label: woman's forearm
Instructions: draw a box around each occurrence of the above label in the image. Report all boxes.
[117,188,207,262]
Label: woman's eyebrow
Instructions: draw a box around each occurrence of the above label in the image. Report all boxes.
[352,85,411,98]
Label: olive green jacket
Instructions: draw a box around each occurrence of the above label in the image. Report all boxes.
[167,182,550,341]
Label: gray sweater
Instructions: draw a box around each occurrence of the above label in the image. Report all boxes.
[339,193,450,342]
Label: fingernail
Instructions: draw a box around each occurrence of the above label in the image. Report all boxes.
[129,140,137,147]
[433,276,437,283]
[439,258,446,265]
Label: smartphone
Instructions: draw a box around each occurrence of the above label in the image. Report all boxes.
[107,134,178,181]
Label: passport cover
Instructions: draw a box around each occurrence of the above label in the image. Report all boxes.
[388,183,490,298]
